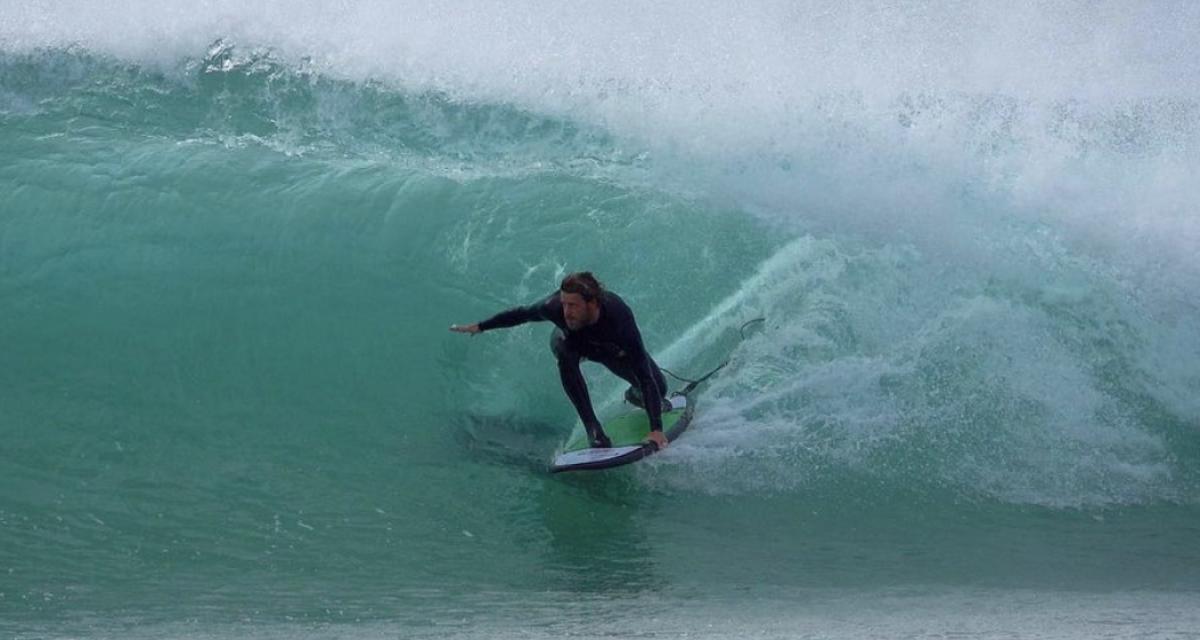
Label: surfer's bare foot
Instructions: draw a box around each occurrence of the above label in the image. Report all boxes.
[644,431,668,450]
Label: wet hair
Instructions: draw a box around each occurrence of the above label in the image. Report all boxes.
[559,271,606,302]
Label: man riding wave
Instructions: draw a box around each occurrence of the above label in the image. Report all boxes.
[450,272,671,450]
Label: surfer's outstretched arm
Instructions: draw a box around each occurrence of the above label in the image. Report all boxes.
[450,293,555,335]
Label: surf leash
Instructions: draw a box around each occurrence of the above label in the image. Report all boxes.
[662,317,765,396]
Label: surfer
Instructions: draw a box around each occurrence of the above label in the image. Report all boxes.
[450,272,671,450]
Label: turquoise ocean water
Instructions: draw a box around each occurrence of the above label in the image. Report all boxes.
[2,3,1199,638]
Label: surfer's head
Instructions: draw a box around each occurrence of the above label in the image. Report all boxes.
[559,272,605,330]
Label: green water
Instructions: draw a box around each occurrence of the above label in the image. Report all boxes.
[3,4,1200,638]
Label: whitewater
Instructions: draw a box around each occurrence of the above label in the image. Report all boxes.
[2,2,1199,638]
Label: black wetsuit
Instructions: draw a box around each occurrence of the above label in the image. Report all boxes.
[478,291,668,440]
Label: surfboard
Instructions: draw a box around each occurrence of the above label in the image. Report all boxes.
[550,395,693,473]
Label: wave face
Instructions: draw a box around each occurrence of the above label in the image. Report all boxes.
[3,2,1199,637]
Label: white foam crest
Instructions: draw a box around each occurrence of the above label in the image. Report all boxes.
[5,1,1199,266]
[5,3,1198,132]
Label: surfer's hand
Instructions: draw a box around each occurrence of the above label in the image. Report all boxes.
[645,431,668,450]
[449,323,481,335]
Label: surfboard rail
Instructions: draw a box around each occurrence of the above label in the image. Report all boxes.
[550,394,693,473]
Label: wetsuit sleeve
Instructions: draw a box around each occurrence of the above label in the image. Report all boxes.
[617,310,665,432]
[477,293,556,332]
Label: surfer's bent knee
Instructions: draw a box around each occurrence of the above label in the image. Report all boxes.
[550,328,575,362]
